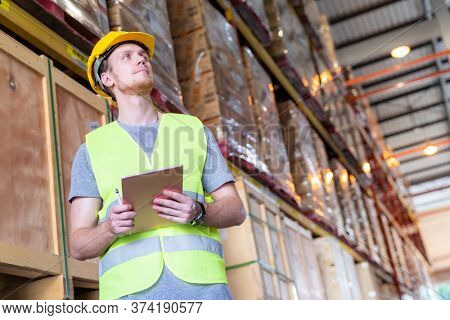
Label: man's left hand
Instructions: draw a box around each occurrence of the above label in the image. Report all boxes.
[152,189,199,224]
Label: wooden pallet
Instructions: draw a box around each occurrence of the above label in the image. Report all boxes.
[12,0,100,54]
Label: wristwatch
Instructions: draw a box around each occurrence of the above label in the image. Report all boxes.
[189,201,207,226]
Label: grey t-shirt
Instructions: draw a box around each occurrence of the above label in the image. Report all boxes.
[68,120,235,300]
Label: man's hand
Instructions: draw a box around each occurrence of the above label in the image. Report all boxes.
[106,203,137,235]
[152,189,199,224]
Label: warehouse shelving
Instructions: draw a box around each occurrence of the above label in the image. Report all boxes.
[214,0,423,250]
[214,0,369,189]
[0,0,431,299]
[210,0,430,298]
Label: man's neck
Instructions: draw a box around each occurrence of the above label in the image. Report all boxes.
[116,94,159,126]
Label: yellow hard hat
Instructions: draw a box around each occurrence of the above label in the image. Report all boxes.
[87,31,155,97]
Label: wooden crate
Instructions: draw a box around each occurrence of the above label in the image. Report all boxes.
[222,178,295,299]
[0,30,67,299]
[283,217,326,299]
[356,262,381,300]
[314,237,354,299]
[52,65,107,274]
[0,30,103,298]
[0,29,61,259]
[341,248,362,299]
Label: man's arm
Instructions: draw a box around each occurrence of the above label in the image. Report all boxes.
[69,197,137,261]
[152,182,246,228]
[202,182,246,228]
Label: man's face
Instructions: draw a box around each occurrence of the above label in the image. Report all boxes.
[101,43,154,97]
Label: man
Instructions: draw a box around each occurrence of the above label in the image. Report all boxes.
[69,31,246,300]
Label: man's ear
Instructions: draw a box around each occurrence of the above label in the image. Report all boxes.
[100,72,114,89]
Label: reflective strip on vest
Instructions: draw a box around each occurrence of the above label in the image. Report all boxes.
[100,237,161,276]
[163,235,224,258]
[99,234,224,277]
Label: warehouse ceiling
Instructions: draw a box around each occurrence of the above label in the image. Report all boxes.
[317,0,450,215]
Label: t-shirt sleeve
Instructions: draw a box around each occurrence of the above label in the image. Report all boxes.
[68,143,102,203]
[202,126,236,193]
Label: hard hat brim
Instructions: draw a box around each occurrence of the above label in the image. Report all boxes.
[101,32,155,60]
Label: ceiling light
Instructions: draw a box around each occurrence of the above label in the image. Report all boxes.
[391,45,411,58]
[424,144,438,156]
[387,157,400,168]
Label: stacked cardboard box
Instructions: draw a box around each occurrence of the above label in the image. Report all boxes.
[242,47,296,196]
[310,130,346,235]
[277,100,327,213]
[107,0,185,113]
[231,0,272,45]
[167,0,265,171]
[48,0,109,37]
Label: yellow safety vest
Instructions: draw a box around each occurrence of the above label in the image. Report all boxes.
[85,113,227,300]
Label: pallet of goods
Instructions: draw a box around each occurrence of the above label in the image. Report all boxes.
[310,130,346,236]
[168,0,267,175]
[14,0,108,53]
[329,159,362,247]
[242,46,297,200]
[231,0,272,46]
[107,0,187,114]
[265,0,331,125]
[277,100,326,213]
[45,0,109,38]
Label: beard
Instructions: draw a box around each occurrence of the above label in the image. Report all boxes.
[116,71,154,96]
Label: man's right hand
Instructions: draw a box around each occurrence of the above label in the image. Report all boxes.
[106,203,137,236]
